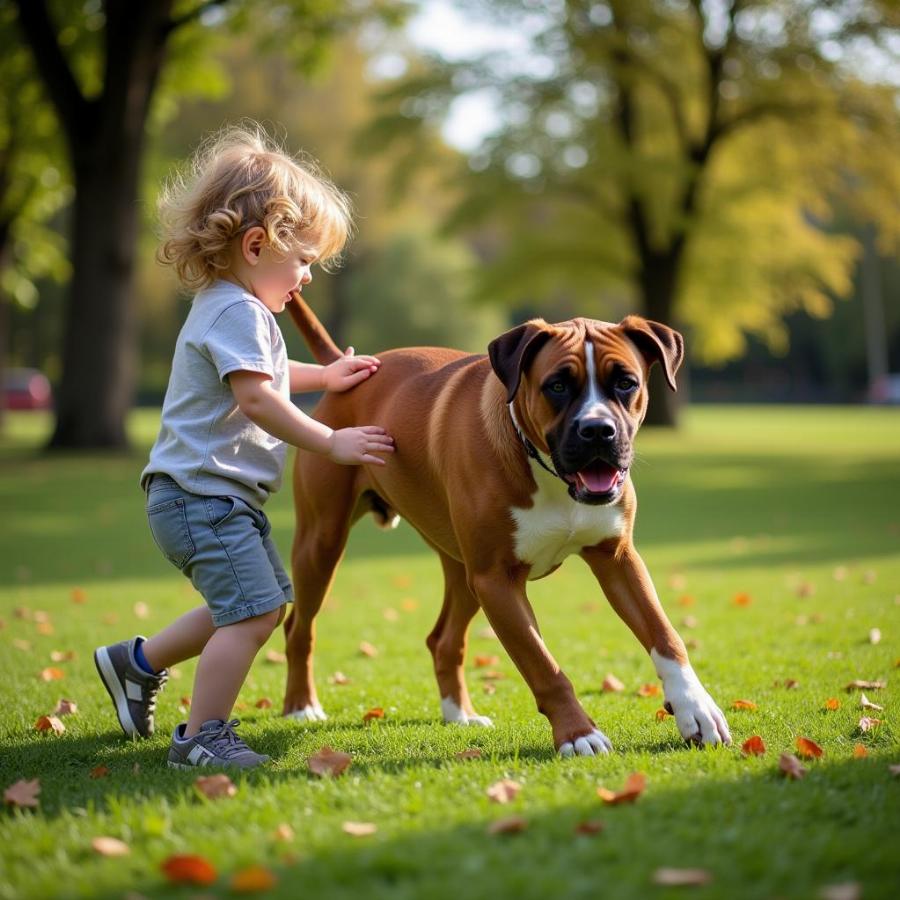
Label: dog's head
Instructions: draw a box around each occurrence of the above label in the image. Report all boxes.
[489,316,683,506]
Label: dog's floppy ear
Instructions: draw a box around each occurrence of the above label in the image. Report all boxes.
[619,316,684,391]
[488,320,551,404]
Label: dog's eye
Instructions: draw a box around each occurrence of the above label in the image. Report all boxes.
[616,377,638,393]
[546,380,567,394]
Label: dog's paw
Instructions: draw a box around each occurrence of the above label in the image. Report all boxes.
[441,696,494,727]
[652,651,731,746]
[285,703,328,723]
[558,728,613,758]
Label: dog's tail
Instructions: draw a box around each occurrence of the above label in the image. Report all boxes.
[285,290,342,365]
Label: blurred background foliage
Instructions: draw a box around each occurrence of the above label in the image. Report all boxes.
[2,0,898,442]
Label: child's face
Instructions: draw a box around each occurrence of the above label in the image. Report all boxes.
[250,244,315,314]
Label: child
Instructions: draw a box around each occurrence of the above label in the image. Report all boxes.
[94,124,394,769]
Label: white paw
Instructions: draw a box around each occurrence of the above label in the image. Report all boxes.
[441,696,494,728]
[652,650,731,746]
[558,728,613,758]
[285,703,328,722]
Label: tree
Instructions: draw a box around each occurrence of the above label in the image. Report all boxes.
[11,0,402,448]
[368,0,900,424]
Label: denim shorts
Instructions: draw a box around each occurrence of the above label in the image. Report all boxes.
[145,474,293,627]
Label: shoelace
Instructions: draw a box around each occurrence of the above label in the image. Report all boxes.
[205,719,254,759]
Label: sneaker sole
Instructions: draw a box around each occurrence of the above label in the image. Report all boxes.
[94,646,140,739]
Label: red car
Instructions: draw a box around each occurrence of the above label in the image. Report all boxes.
[2,368,53,410]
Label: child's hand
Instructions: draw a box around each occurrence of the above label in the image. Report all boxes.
[322,347,381,392]
[328,426,394,466]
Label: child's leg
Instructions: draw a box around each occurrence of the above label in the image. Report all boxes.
[185,606,286,737]
[141,606,216,672]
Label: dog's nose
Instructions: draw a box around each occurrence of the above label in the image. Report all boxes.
[577,416,617,443]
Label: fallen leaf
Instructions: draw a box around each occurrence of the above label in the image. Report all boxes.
[391,574,412,589]
[668,572,687,590]
[488,816,528,835]
[574,820,605,835]
[160,855,217,885]
[14,607,32,620]
[92,836,130,857]
[35,715,65,735]
[102,613,118,625]
[859,693,883,711]
[3,779,40,808]
[832,566,848,581]
[133,602,150,620]
[653,868,713,887]
[474,655,500,668]
[637,683,660,698]
[483,683,497,695]
[845,679,886,692]
[264,649,287,664]
[36,622,54,636]
[455,748,482,760]
[602,674,625,693]
[862,570,876,584]
[681,615,699,629]
[342,821,377,837]
[382,607,399,622]
[824,698,840,711]
[481,670,505,681]
[274,823,294,841]
[852,744,868,758]
[89,765,110,779]
[795,737,824,759]
[733,592,752,607]
[868,627,881,645]
[39,667,65,682]
[741,735,766,756]
[54,698,78,716]
[362,707,384,723]
[783,679,800,690]
[33,610,49,624]
[401,598,418,612]
[255,697,273,709]
[597,772,646,805]
[359,641,378,657]
[50,650,76,663]
[732,699,757,710]
[677,594,695,607]
[819,882,862,900]
[795,581,815,597]
[329,671,351,685]
[71,588,87,604]
[195,774,237,800]
[231,865,277,892]
[308,746,352,778]
[486,779,522,804]
[858,716,881,732]
[779,752,807,779]
[655,708,672,722]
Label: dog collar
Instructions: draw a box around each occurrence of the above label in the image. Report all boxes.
[508,402,564,481]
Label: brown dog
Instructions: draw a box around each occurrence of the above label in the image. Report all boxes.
[281,295,731,755]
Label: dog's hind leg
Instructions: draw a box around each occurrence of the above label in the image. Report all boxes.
[427,552,493,727]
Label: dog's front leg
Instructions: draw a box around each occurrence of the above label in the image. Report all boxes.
[583,544,731,746]
[471,567,612,757]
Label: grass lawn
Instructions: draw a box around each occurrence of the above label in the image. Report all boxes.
[0,405,898,899]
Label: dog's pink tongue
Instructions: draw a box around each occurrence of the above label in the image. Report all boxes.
[577,462,619,493]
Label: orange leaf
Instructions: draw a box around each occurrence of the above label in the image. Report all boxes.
[653,868,713,887]
[474,655,500,668]
[853,744,868,758]
[602,674,625,693]
[637,683,660,698]
[597,772,646,805]
[160,854,217,885]
[732,699,757,710]
[359,641,378,657]
[53,698,78,716]
[401,597,418,611]
[36,622,54,636]
[741,735,766,756]
[362,707,384,723]
[308,746,352,778]
[71,588,87,604]
[455,748,483,760]
[92,836,130,857]
[795,736,824,759]
[39,667,65,682]
[779,752,807,779]
[488,816,528,835]
[824,698,840,711]
[733,592,752,607]
[574,820,605,835]
[3,778,40,808]
[858,716,881,732]
[655,708,672,722]
[677,594,695,607]
[34,715,65,735]
[254,697,273,709]
[342,821,377,837]
[231,865,277,892]
[195,774,237,800]
[486,779,522,804]
[89,765,110,779]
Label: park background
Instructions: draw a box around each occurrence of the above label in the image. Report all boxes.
[1,2,899,899]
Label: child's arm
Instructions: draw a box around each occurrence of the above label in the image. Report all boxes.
[289,348,381,393]
[229,370,394,466]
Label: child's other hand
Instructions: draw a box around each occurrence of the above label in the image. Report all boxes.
[322,347,381,392]
[328,426,394,466]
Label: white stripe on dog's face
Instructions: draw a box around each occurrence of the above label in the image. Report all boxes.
[577,341,613,422]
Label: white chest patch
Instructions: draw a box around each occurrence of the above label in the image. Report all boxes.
[511,461,625,579]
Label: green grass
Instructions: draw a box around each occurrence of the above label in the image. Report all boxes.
[1,406,898,899]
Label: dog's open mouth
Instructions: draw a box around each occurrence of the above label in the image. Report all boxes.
[562,460,627,502]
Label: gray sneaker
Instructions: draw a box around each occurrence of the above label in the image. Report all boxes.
[167,719,270,770]
[94,636,168,738]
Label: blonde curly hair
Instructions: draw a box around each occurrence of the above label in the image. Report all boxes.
[157,123,354,291]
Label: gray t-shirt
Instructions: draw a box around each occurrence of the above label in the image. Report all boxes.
[141,281,289,509]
